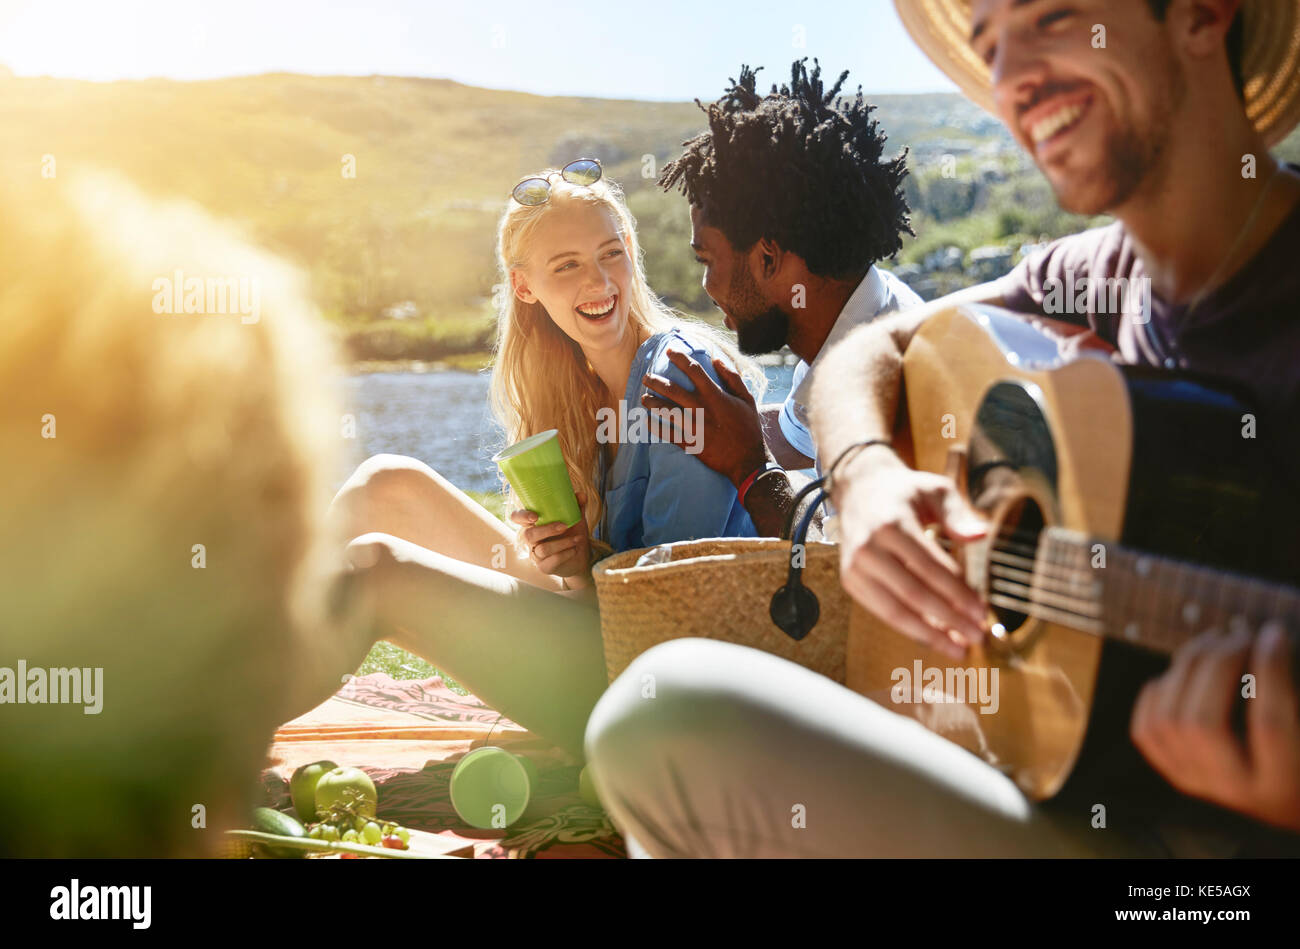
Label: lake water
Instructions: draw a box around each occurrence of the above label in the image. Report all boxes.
[338,364,797,493]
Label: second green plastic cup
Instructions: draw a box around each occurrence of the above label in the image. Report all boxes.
[449,747,533,830]
[492,428,582,528]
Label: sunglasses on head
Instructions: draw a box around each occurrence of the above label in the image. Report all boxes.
[511,158,602,206]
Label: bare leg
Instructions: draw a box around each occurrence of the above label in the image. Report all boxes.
[329,455,606,757]
[347,532,607,759]
[329,453,564,592]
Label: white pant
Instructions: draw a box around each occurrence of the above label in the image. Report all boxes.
[584,639,1286,858]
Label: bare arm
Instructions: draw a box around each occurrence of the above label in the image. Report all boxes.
[810,282,1004,474]
[739,464,799,538]
[759,404,815,470]
[808,282,1005,657]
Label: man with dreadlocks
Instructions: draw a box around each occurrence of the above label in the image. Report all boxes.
[639,60,920,537]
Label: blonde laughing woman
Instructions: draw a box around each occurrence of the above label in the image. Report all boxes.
[332,160,764,757]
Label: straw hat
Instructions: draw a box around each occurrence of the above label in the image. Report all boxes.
[895,0,1300,146]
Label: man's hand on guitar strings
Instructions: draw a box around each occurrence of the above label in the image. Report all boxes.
[833,451,992,660]
[1131,622,1300,834]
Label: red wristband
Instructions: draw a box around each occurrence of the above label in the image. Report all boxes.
[737,461,784,507]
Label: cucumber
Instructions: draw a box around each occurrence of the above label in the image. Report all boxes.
[250,807,308,859]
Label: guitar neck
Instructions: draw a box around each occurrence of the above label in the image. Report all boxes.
[1032,529,1300,654]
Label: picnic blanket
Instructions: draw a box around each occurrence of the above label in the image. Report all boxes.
[260,673,626,859]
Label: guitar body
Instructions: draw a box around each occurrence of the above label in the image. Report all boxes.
[847,304,1290,800]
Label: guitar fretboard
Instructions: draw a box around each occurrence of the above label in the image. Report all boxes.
[1032,528,1300,654]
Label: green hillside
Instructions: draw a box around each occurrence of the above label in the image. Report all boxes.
[3,72,1297,361]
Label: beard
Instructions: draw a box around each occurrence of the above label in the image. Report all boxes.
[726,261,789,355]
[1052,123,1167,215]
[1049,62,1184,216]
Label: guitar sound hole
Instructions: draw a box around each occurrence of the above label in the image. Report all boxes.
[989,496,1046,638]
[967,380,1058,645]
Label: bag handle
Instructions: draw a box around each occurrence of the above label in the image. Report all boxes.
[769,476,830,641]
[769,440,891,641]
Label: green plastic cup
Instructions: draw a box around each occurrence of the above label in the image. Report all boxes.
[492,428,582,528]
[449,747,533,830]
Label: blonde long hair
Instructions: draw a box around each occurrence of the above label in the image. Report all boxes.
[489,170,764,546]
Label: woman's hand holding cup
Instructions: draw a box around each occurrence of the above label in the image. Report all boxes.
[511,491,592,582]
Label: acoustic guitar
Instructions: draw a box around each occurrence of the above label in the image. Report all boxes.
[846,304,1300,801]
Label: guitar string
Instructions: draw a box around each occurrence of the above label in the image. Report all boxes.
[988,576,1101,617]
[913,521,1300,644]
[987,592,1104,633]
[983,560,1100,600]
[962,558,1293,639]
[920,530,1116,632]
[938,532,1157,636]
[987,557,1097,591]
[930,528,1300,636]
[983,543,1300,614]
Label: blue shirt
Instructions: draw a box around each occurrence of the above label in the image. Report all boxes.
[594,328,758,552]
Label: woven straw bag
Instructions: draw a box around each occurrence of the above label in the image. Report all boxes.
[592,536,849,684]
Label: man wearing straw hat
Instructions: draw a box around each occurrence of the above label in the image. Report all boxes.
[584,0,1300,856]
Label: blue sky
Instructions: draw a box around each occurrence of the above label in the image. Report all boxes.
[0,0,958,100]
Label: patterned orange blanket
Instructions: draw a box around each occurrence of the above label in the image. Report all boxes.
[260,673,625,859]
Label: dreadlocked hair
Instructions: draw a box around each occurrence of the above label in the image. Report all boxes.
[660,59,913,280]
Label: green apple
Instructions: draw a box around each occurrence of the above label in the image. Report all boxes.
[578,765,603,810]
[313,766,378,819]
[289,760,339,822]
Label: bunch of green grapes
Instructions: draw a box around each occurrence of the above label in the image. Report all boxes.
[306,801,411,850]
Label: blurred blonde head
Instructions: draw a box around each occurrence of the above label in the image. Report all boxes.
[488,169,763,548]
[0,172,348,856]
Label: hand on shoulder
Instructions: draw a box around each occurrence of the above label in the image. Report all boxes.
[641,340,768,488]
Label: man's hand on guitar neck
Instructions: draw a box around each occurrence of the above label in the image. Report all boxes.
[1132,623,1300,834]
